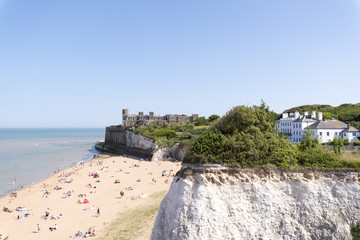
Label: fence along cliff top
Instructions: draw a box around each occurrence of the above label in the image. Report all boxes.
[122,109,199,127]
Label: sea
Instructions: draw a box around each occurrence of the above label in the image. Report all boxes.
[0,128,105,196]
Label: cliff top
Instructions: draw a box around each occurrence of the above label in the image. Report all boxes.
[183,103,360,169]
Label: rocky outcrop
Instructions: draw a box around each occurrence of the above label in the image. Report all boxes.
[151,143,186,162]
[104,126,186,161]
[152,165,360,240]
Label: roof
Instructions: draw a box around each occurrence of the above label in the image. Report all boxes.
[307,119,347,129]
[343,126,359,132]
[292,116,318,123]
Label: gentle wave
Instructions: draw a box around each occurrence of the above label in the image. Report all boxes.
[0,128,104,195]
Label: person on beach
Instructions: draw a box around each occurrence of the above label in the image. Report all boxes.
[45,209,50,220]
[37,223,40,232]
[97,208,100,217]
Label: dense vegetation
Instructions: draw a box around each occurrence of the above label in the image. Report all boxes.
[133,122,208,147]
[184,103,359,168]
[284,103,360,129]
[132,114,221,147]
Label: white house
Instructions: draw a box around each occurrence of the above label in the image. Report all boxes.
[276,111,360,144]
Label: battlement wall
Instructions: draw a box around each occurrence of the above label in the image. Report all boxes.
[122,109,198,127]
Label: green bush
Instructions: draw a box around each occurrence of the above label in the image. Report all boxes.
[194,117,207,126]
[351,222,360,240]
[184,104,297,167]
[353,141,360,146]
[297,147,340,168]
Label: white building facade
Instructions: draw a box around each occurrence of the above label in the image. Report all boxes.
[276,111,360,144]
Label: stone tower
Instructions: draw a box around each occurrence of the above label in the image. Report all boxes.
[122,109,129,126]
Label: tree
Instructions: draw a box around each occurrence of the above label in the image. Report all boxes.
[297,130,319,151]
[208,114,220,123]
[329,138,346,155]
[184,103,296,167]
[194,117,207,126]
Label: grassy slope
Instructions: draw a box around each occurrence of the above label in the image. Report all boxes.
[98,191,167,240]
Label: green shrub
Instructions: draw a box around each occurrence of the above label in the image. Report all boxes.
[353,141,360,146]
[184,104,297,167]
[351,221,360,240]
[296,147,341,168]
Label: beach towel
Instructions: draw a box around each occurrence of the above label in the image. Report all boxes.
[16,207,28,212]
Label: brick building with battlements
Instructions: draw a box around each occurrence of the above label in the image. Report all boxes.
[122,109,199,127]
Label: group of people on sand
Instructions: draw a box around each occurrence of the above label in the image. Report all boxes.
[1,154,179,239]
[74,227,96,238]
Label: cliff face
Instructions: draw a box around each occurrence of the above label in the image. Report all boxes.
[104,126,186,161]
[104,126,157,158]
[152,166,360,240]
[152,143,186,162]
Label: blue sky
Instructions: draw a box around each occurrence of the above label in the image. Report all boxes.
[0,0,360,127]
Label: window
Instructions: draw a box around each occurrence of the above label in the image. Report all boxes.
[353,133,356,136]
[320,132,322,136]
[344,133,346,136]
[335,132,337,136]
[327,132,329,136]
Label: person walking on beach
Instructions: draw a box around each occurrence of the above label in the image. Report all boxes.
[37,223,40,233]
[97,208,100,217]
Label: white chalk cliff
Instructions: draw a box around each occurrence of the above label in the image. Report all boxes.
[151,165,360,240]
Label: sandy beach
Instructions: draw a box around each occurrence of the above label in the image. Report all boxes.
[0,154,181,240]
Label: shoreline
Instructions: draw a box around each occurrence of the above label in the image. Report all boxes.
[0,153,181,239]
[0,144,102,197]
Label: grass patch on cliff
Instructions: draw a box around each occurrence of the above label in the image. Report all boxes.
[339,151,360,168]
[98,191,166,240]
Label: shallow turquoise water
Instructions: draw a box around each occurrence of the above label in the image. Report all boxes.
[0,128,105,195]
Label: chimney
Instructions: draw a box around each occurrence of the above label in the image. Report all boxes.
[295,111,300,118]
[318,112,323,121]
[304,111,308,117]
[312,111,316,119]
[282,113,288,119]
[347,122,351,128]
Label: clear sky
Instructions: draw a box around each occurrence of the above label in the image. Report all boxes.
[0,0,360,128]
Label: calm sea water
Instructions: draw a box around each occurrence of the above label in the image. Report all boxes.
[0,128,105,195]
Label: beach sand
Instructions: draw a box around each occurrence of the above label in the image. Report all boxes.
[0,154,181,240]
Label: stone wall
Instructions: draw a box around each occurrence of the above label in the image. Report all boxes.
[152,166,360,240]
[104,125,187,161]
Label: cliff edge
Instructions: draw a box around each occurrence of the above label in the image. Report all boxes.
[151,165,360,240]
